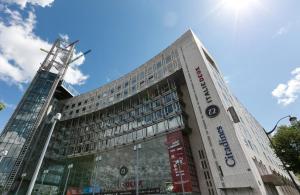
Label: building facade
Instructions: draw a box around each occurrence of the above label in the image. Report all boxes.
[0,30,299,195]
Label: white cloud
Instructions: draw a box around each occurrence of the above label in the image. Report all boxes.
[272,67,300,106]
[0,7,88,87]
[273,23,291,38]
[3,0,54,8]
[224,76,230,84]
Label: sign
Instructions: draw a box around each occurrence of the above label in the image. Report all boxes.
[166,131,193,193]
[217,126,236,167]
[119,166,128,176]
[205,105,219,118]
[195,67,212,104]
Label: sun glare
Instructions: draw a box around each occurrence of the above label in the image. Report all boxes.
[221,0,259,15]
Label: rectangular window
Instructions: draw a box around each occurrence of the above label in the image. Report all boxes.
[202,48,219,73]
[157,121,165,132]
[147,126,154,136]
[228,106,240,123]
[165,105,174,115]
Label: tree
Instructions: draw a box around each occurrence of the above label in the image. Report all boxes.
[271,122,300,174]
[0,102,5,111]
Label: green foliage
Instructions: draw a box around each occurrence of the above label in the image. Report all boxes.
[0,102,5,111]
[271,122,300,173]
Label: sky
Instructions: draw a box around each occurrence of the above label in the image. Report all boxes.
[0,0,300,132]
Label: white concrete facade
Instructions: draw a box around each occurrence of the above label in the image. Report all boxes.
[177,30,299,195]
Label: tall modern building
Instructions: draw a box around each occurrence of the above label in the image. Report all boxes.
[0,30,299,195]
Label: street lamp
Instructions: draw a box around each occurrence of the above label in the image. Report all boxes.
[0,150,8,162]
[15,173,26,195]
[264,115,300,193]
[62,163,73,195]
[134,144,141,195]
[26,113,61,195]
[175,159,185,195]
[92,155,101,195]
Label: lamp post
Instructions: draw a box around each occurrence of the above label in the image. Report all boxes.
[15,173,26,195]
[265,115,300,193]
[134,144,141,195]
[26,113,61,195]
[92,155,101,195]
[175,159,185,195]
[62,163,73,195]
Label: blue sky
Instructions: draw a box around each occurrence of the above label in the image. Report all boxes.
[0,0,300,132]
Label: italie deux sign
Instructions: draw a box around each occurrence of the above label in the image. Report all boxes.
[195,66,236,167]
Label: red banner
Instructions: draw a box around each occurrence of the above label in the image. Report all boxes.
[166,131,192,192]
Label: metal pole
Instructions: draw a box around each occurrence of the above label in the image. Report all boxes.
[92,164,97,195]
[26,113,61,195]
[15,173,26,195]
[62,166,72,195]
[134,144,141,195]
[136,146,139,195]
[93,156,101,195]
[176,160,185,195]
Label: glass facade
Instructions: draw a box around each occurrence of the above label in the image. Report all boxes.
[0,70,58,187]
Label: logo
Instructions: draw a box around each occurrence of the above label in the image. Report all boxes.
[120,166,128,176]
[205,105,220,118]
[217,126,236,167]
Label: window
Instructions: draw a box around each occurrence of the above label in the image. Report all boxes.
[124,81,129,88]
[155,110,163,120]
[165,105,174,115]
[168,116,179,129]
[157,121,165,132]
[137,129,144,139]
[65,105,69,110]
[153,99,161,108]
[147,126,154,136]
[131,76,137,84]
[202,48,218,72]
[164,93,173,104]
[156,61,162,69]
[124,89,128,97]
[110,88,114,94]
[75,109,79,113]
[144,103,151,112]
[71,104,75,108]
[131,86,136,93]
[165,55,172,64]
[82,107,86,111]
[138,71,145,80]
[78,102,81,106]
[140,80,145,86]
[145,114,152,124]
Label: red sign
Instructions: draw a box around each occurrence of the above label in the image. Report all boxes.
[166,131,193,192]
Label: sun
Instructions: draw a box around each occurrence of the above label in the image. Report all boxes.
[221,0,260,15]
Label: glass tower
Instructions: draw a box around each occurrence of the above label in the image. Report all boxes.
[0,39,79,194]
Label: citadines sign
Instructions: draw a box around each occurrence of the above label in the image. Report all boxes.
[217,126,236,167]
